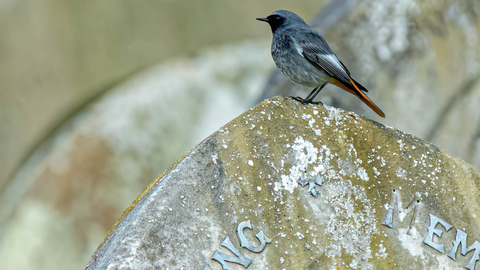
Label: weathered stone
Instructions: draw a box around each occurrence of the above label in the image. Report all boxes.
[0,0,326,195]
[0,42,273,270]
[258,0,480,169]
[87,97,480,269]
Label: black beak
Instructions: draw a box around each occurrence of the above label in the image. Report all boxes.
[256,17,268,22]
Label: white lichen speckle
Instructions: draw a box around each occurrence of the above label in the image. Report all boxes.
[398,227,426,264]
[375,244,387,259]
[302,113,322,136]
[396,167,407,179]
[295,232,305,239]
[357,167,369,181]
[211,153,218,163]
[275,136,319,193]
[323,181,378,269]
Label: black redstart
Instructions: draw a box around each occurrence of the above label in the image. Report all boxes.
[257,10,385,118]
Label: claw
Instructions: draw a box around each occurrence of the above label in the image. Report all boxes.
[289,96,323,105]
[289,96,307,104]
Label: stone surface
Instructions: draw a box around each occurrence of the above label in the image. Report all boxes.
[0,42,273,270]
[0,0,327,195]
[257,0,480,169]
[87,97,480,269]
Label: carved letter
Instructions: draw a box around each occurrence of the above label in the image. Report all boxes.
[236,220,272,253]
[447,229,480,270]
[465,242,480,270]
[448,229,470,260]
[423,214,453,254]
[382,207,394,228]
[211,237,252,270]
[382,189,420,229]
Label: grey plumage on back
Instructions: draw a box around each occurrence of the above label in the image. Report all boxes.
[272,28,334,87]
[256,10,385,117]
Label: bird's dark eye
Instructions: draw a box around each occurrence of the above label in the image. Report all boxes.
[268,15,284,24]
[266,14,285,32]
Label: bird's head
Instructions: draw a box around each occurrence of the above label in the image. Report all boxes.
[256,10,308,33]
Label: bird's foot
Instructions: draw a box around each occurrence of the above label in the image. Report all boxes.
[289,96,307,104]
[289,96,323,105]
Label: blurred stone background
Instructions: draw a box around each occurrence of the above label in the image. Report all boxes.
[0,1,325,269]
[0,0,479,269]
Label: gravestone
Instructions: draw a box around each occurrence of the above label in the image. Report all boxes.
[258,0,480,170]
[86,97,480,269]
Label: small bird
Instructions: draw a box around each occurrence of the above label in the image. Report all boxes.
[257,10,385,118]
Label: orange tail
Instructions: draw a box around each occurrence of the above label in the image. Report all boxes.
[331,78,385,118]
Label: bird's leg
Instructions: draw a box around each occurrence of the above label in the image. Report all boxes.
[290,92,320,104]
[290,87,319,104]
[303,87,319,101]
[304,83,327,104]
[290,83,327,104]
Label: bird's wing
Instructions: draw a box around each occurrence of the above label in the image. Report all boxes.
[296,34,348,80]
[294,32,366,92]
[300,41,370,93]
[294,32,385,116]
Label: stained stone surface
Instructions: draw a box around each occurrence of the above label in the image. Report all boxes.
[0,42,273,270]
[87,97,480,269]
[258,0,480,169]
[0,0,326,193]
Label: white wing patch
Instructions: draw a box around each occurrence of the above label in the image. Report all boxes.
[292,39,304,55]
[323,54,344,72]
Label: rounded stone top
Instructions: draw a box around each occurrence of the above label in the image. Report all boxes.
[87,97,480,270]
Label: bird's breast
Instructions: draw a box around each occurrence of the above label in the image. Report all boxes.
[271,34,330,87]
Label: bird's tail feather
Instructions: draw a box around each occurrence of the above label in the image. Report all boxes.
[351,78,368,92]
[331,78,385,118]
